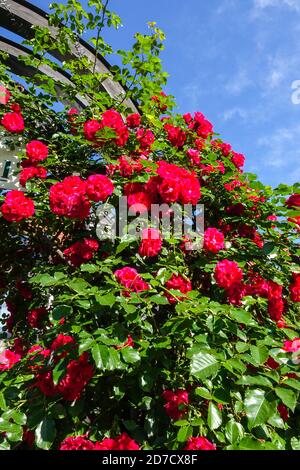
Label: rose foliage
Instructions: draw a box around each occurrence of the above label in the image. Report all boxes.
[0,0,300,451]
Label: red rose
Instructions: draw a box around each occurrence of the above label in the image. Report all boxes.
[1,112,24,133]
[49,176,90,219]
[63,238,99,267]
[95,433,140,450]
[187,148,201,166]
[27,307,48,329]
[114,267,150,296]
[162,389,189,420]
[83,119,102,141]
[26,140,49,163]
[57,352,94,401]
[286,193,300,208]
[126,113,141,128]
[203,228,225,254]
[186,112,213,139]
[1,190,35,222]
[51,334,76,352]
[138,228,162,257]
[0,85,10,105]
[290,273,300,302]
[86,174,114,202]
[127,191,153,214]
[231,151,245,168]
[136,128,155,149]
[100,109,129,147]
[283,338,300,352]
[278,403,289,422]
[165,274,192,304]
[60,436,95,450]
[0,349,21,371]
[214,259,243,289]
[164,123,187,148]
[20,166,47,187]
[184,436,216,450]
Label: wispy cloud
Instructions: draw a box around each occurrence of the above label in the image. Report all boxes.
[253,0,300,15]
[225,69,253,95]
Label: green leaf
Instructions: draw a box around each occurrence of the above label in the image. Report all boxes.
[195,387,212,399]
[177,426,193,443]
[96,293,116,306]
[173,420,190,427]
[230,310,252,325]
[51,304,73,321]
[225,420,244,443]
[190,352,220,380]
[250,345,269,365]
[92,344,121,370]
[208,402,222,430]
[52,357,68,386]
[291,437,300,450]
[0,393,7,410]
[149,295,169,305]
[79,337,95,354]
[121,348,140,364]
[244,389,274,429]
[237,375,273,388]
[231,437,266,450]
[1,410,26,425]
[35,418,56,450]
[275,387,297,411]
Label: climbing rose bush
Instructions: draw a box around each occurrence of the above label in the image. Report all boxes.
[0,0,299,452]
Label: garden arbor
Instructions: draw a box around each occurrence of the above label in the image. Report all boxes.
[0,0,138,189]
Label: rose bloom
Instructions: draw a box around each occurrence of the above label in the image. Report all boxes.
[126,113,141,128]
[95,433,140,450]
[63,238,99,267]
[278,404,289,422]
[114,267,150,296]
[164,123,187,148]
[162,389,189,420]
[49,176,90,219]
[1,190,35,222]
[83,119,101,141]
[214,259,243,289]
[136,128,155,149]
[203,228,225,254]
[1,112,24,133]
[290,273,300,302]
[0,349,21,371]
[60,435,95,450]
[86,174,114,202]
[20,166,47,187]
[184,436,216,451]
[27,307,48,329]
[0,85,10,105]
[286,193,300,208]
[231,151,245,169]
[165,274,192,304]
[138,228,162,257]
[282,338,300,353]
[26,140,49,163]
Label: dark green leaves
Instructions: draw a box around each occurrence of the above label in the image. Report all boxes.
[208,402,222,430]
[244,389,274,429]
[35,418,56,450]
[190,352,220,380]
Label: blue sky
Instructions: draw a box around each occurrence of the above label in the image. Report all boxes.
[3,0,300,187]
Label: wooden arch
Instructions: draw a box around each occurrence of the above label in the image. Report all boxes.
[0,0,138,112]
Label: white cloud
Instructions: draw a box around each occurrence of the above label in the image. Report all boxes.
[253,0,300,13]
[257,125,300,172]
[222,107,249,121]
[225,69,253,95]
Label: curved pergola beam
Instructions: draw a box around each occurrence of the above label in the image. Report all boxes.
[0,36,90,108]
[0,0,138,112]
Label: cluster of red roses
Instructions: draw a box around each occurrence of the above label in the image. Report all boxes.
[63,238,99,267]
[49,174,114,219]
[31,334,94,401]
[60,432,139,450]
